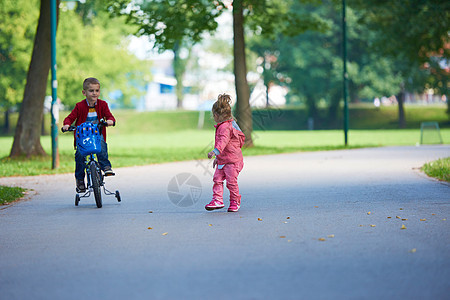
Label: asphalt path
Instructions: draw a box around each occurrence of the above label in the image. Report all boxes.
[0,145,449,300]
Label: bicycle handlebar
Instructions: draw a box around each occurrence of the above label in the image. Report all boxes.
[61,126,76,133]
[61,118,109,133]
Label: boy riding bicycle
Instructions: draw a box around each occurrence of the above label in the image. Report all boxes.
[62,77,116,193]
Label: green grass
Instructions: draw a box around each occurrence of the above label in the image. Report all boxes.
[1,105,448,136]
[1,128,449,177]
[2,107,448,204]
[421,157,450,182]
[0,186,26,205]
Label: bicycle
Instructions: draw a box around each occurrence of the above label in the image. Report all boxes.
[62,119,121,208]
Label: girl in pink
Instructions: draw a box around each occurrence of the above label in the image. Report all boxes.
[205,94,245,212]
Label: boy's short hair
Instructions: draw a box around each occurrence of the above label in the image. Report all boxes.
[83,77,100,90]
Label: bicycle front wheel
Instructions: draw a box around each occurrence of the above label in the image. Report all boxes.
[90,162,102,208]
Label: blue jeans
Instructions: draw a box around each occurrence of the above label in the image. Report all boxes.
[75,138,111,181]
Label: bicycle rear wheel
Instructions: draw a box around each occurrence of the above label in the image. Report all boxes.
[90,162,102,208]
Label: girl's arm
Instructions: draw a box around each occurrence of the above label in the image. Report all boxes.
[214,124,232,153]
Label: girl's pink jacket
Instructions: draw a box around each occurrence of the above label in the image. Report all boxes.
[214,119,245,165]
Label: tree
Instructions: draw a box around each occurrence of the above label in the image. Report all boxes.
[54,2,151,108]
[350,0,450,122]
[10,0,59,157]
[232,0,252,144]
[8,0,151,157]
[108,0,325,146]
[0,0,39,133]
[249,1,402,127]
[173,41,191,109]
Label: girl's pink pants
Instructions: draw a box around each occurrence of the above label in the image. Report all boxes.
[212,161,244,204]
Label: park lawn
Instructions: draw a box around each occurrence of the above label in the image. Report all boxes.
[0,186,26,205]
[421,157,450,182]
[0,128,449,177]
[1,129,448,203]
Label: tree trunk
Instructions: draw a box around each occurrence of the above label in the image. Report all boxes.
[306,94,317,119]
[233,0,253,147]
[327,92,341,129]
[397,83,406,129]
[41,113,47,136]
[447,98,450,117]
[10,0,57,157]
[3,109,10,133]
[173,43,184,109]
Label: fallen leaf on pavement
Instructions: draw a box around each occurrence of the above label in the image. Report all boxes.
[367,211,371,215]
[162,232,168,236]
[402,218,408,221]
[258,218,262,221]
[396,216,401,219]
[280,236,286,238]
[401,225,406,229]
[370,224,376,227]
[147,227,152,230]
[409,248,417,253]
[318,238,326,241]
[420,219,426,221]
[327,234,335,238]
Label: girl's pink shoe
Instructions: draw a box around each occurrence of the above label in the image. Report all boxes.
[205,200,224,211]
[228,200,240,212]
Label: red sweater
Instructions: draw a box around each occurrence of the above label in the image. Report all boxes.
[63,99,116,146]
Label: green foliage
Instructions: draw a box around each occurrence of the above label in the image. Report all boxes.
[0,0,39,108]
[422,157,450,182]
[107,0,226,51]
[350,0,450,96]
[0,185,26,205]
[251,105,450,130]
[0,0,151,112]
[0,108,449,177]
[249,1,403,119]
[1,128,449,177]
[54,2,151,108]
[1,105,448,138]
[351,0,449,64]
[245,0,328,38]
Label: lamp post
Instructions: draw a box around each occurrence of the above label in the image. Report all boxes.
[50,0,59,169]
[342,0,349,146]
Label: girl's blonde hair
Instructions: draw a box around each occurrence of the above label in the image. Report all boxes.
[212,93,232,122]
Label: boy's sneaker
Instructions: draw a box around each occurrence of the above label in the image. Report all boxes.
[103,167,115,176]
[205,200,224,211]
[76,179,86,193]
[228,200,240,212]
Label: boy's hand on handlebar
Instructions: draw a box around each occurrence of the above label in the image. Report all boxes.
[61,124,70,132]
[99,118,114,127]
[207,151,215,159]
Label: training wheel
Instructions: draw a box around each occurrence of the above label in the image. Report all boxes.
[115,190,121,202]
[75,194,80,206]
